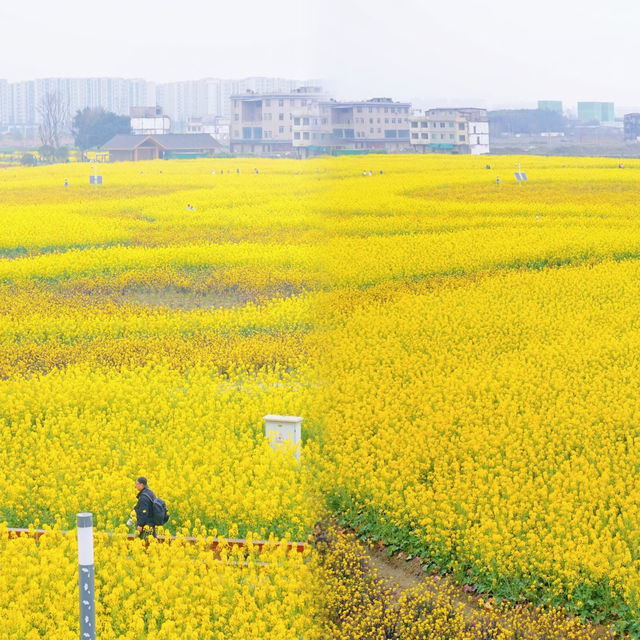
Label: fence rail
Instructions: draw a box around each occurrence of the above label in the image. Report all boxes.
[5,527,307,553]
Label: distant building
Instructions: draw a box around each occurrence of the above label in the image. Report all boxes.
[623,113,640,141]
[577,102,614,123]
[130,106,171,135]
[101,133,220,162]
[156,76,321,129]
[230,86,328,155]
[186,116,230,147]
[538,100,563,113]
[409,108,489,154]
[2,77,155,127]
[292,98,412,156]
[0,79,8,127]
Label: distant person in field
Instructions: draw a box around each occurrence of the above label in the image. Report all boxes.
[133,476,157,537]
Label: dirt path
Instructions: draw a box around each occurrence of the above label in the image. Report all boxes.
[364,541,614,639]
[367,544,482,621]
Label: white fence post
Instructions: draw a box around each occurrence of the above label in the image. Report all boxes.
[77,513,96,640]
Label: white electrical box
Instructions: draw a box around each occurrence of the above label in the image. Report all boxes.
[264,415,303,462]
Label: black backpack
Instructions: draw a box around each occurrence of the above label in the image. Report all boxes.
[151,497,169,526]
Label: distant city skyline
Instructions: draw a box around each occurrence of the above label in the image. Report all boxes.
[2,74,640,118]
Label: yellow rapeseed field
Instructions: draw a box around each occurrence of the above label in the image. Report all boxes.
[1,155,639,636]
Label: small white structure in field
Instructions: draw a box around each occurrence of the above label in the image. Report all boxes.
[264,415,303,462]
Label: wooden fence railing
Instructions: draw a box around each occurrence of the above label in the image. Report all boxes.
[5,527,307,553]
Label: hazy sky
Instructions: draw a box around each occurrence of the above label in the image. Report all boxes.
[3,0,640,109]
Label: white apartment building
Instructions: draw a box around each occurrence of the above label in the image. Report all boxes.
[1,77,156,127]
[230,87,328,155]
[0,80,9,128]
[156,77,319,130]
[291,97,412,155]
[409,108,490,154]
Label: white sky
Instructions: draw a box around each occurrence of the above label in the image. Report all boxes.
[2,0,640,109]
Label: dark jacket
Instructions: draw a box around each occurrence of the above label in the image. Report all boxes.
[135,486,156,528]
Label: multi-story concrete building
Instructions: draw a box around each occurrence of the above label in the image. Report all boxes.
[231,92,411,156]
[538,100,563,113]
[623,113,640,141]
[291,97,412,155]
[156,77,319,130]
[409,108,489,154]
[0,79,9,128]
[186,116,230,147]
[130,106,171,135]
[230,86,327,155]
[577,101,614,123]
[2,77,155,128]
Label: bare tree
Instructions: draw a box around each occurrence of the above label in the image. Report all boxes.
[38,91,69,149]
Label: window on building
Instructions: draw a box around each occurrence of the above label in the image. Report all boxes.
[391,118,396,123]
[294,132,301,139]
[420,121,427,128]
[234,114,239,121]
[412,133,419,139]
[449,134,454,139]
[477,136,481,144]
[473,126,477,133]
[440,122,445,128]
[384,118,389,124]
[303,117,309,125]
[459,135,466,141]
[313,133,318,139]
[370,128,374,133]
[278,99,284,107]
[242,127,252,138]
[357,106,362,113]
[253,127,262,138]
[294,117,300,125]
[449,122,454,127]
[301,99,307,106]
[279,126,284,133]
[421,133,428,139]
[411,121,418,128]
[303,132,309,139]
[279,113,284,121]
[265,100,271,107]
[384,130,397,138]
[458,122,465,130]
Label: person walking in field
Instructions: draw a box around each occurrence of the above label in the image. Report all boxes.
[133,476,158,538]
